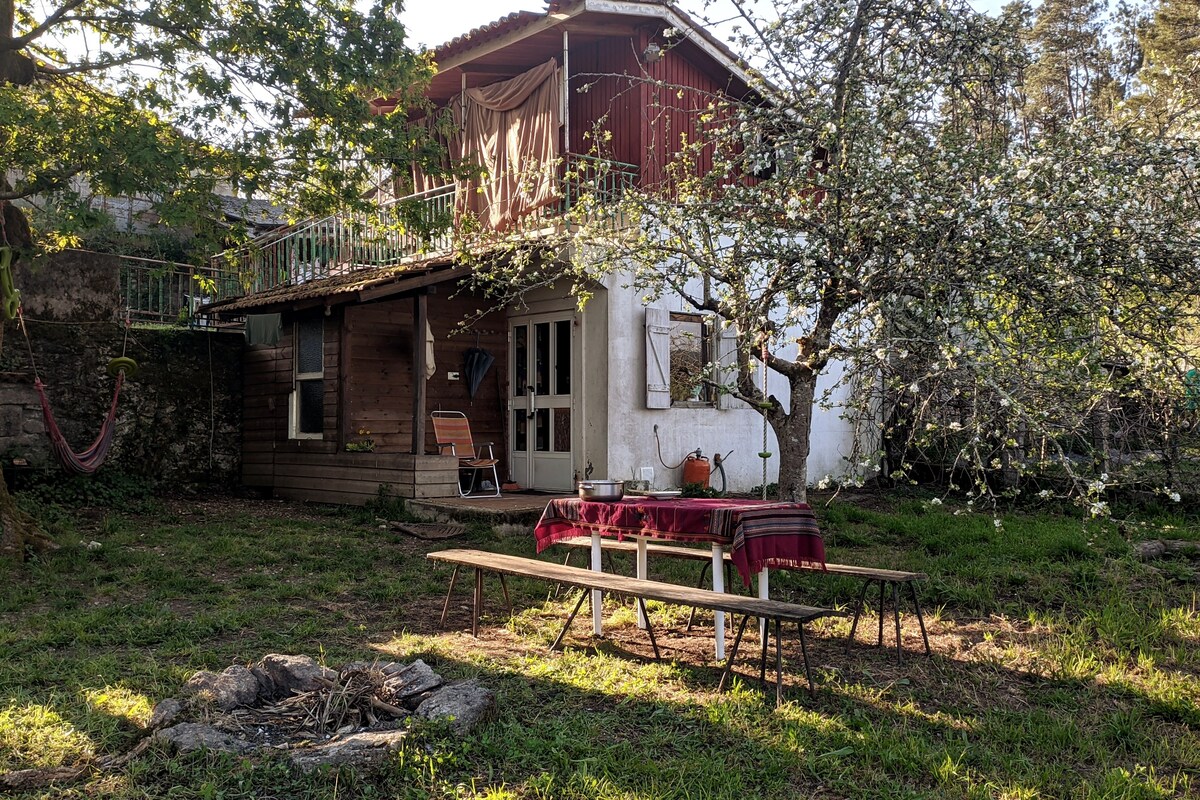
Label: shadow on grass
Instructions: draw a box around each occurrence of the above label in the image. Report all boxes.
[0,495,1195,799]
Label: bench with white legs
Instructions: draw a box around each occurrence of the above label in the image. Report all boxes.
[551,536,932,663]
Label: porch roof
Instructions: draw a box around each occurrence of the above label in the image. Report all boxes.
[201,258,467,316]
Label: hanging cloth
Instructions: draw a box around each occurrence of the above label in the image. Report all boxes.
[451,58,562,229]
[245,313,281,346]
[425,321,436,380]
[34,374,124,475]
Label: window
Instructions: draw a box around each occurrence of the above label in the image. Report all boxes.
[646,307,735,410]
[291,316,324,438]
[668,312,714,406]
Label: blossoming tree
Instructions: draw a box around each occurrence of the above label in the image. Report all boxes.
[481,0,1200,505]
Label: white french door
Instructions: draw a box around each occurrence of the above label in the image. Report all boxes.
[509,313,574,491]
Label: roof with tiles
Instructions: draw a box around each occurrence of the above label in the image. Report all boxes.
[203,257,457,314]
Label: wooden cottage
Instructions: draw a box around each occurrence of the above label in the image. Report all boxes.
[204,2,860,505]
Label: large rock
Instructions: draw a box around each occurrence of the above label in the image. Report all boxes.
[253,654,336,701]
[182,665,260,711]
[338,659,444,708]
[147,698,183,730]
[288,728,410,771]
[383,660,444,706]
[416,680,495,734]
[154,723,253,754]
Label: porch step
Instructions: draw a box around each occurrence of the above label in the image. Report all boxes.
[408,493,570,526]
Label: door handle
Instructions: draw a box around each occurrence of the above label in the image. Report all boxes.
[528,386,536,419]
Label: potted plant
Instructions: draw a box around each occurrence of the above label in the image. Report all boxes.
[345,427,375,452]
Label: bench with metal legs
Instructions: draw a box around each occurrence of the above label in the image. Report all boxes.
[551,536,931,664]
[429,548,842,705]
[845,576,932,664]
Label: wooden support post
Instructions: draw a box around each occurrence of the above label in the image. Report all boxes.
[893,581,903,665]
[438,566,459,629]
[472,566,482,638]
[412,291,428,454]
[337,307,351,450]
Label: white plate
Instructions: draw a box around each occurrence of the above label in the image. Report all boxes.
[645,490,682,499]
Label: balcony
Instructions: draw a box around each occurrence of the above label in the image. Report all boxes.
[203,154,638,310]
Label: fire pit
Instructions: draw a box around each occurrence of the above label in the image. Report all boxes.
[148,654,495,770]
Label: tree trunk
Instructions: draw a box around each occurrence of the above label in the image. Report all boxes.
[0,472,56,560]
[770,374,817,503]
[0,201,56,561]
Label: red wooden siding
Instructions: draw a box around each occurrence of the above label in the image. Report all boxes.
[637,40,733,190]
[568,37,645,167]
[566,32,741,191]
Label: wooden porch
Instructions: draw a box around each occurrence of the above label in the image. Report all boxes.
[409,493,572,524]
[265,451,460,506]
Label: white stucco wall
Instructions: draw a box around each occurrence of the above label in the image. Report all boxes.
[506,271,861,492]
[591,274,858,492]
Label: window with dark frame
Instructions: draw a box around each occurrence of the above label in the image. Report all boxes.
[293,316,324,437]
[668,311,714,406]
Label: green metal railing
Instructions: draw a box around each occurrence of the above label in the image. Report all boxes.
[118,255,232,327]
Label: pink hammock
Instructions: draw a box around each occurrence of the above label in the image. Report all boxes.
[34,374,124,475]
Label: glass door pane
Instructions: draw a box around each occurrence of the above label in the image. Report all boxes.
[513,325,528,397]
[534,322,550,395]
[554,320,571,395]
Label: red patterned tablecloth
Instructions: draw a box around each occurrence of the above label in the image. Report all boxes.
[533,497,825,586]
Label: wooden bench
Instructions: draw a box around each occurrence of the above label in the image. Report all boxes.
[552,536,932,663]
[427,548,842,704]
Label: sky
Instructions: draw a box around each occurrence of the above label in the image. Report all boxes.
[400,0,1011,51]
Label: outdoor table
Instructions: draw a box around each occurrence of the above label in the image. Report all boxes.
[533,496,825,660]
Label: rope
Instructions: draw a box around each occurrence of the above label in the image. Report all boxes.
[17,306,40,380]
[761,344,769,500]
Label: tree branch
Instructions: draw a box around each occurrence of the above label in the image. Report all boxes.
[5,0,90,50]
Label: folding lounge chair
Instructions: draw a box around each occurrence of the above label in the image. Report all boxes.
[431,411,501,497]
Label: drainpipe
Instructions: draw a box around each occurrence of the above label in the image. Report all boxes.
[562,30,570,170]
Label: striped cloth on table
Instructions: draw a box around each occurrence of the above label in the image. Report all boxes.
[533,497,825,586]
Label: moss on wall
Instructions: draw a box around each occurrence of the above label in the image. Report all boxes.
[0,250,242,488]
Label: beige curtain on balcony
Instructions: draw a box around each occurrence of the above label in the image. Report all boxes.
[451,58,562,231]
[410,114,453,196]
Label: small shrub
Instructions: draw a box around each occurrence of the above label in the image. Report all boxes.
[12,469,157,513]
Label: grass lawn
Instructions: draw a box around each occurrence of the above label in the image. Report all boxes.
[0,492,1197,799]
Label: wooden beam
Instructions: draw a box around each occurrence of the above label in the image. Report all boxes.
[411,291,429,455]
[356,265,472,303]
[337,305,352,450]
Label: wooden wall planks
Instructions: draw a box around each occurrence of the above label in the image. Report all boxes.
[239,288,509,501]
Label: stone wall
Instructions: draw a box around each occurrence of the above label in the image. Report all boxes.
[0,249,243,487]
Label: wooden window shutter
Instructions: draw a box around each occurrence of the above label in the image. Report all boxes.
[715,318,741,410]
[645,307,671,409]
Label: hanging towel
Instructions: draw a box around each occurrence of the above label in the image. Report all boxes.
[245,313,282,346]
[425,321,436,380]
